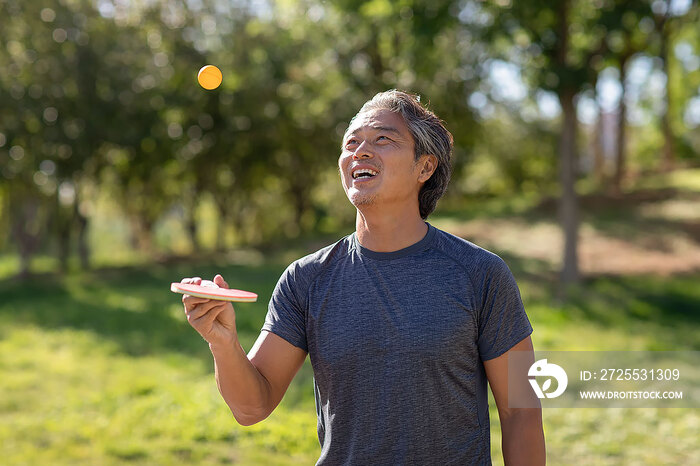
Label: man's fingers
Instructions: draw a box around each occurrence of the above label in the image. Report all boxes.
[214,274,229,289]
[186,300,222,321]
[191,303,226,327]
[183,296,221,315]
[180,276,202,285]
[182,294,210,308]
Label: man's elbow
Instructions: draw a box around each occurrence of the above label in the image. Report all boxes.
[231,407,272,426]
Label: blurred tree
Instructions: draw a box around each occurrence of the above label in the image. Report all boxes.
[188,1,349,245]
[71,8,174,255]
[0,0,102,273]
[0,0,48,275]
[2,0,696,276]
[597,1,655,194]
[596,0,698,191]
[655,0,676,171]
[474,107,559,195]
[652,0,699,170]
[591,74,607,183]
[483,0,613,287]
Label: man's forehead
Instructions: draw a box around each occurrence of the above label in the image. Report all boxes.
[345,109,407,136]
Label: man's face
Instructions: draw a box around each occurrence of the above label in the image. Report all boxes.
[339,109,427,211]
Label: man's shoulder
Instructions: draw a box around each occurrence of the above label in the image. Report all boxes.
[431,225,505,271]
[284,234,353,283]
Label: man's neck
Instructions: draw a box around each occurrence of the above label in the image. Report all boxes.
[355,205,428,253]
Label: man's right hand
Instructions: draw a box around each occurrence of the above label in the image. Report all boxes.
[179,274,307,426]
[181,274,238,347]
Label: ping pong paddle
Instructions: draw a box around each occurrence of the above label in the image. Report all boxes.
[170,282,258,303]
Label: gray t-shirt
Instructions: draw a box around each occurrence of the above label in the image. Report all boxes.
[262,223,533,465]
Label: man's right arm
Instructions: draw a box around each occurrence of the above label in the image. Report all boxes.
[210,331,307,425]
[181,275,307,426]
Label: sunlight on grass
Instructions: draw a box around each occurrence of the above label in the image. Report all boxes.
[0,325,318,465]
[639,198,700,222]
[633,168,700,193]
[542,408,700,465]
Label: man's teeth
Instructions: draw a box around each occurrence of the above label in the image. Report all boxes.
[353,169,378,179]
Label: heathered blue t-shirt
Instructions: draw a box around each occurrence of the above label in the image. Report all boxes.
[262,223,533,465]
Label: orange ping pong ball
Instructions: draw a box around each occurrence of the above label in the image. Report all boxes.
[197,65,223,90]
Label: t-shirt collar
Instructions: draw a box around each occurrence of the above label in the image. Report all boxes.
[352,222,436,260]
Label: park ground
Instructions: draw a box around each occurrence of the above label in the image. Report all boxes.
[1,169,699,465]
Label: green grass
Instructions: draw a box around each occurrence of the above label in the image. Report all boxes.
[1,255,698,465]
[0,259,320,465]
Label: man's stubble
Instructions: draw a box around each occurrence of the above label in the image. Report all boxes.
[349,191,378,208]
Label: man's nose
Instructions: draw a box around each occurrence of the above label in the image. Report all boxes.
[352,141,372,159]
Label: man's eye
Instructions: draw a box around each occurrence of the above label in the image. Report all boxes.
[345,139,358,147]
[377,136,391,141]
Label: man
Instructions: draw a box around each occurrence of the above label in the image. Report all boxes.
[181,90,545,465]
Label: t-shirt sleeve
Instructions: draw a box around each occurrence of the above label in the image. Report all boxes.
[476,254,533,361]
[261,262,309,352]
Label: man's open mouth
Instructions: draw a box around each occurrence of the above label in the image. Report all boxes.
[352,168,378,179]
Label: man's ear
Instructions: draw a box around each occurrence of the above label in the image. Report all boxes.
[417,154,438,183]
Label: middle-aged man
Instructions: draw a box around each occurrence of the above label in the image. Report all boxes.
[181,90,545,465]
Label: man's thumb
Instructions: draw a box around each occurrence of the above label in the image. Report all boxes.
[214,274,229,289]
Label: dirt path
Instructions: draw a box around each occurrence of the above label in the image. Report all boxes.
[434,213,700,277]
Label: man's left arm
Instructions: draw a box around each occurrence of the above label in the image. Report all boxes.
[484,335,546,466]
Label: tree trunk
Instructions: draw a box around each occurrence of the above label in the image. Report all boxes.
[187,215,200,252]
[555,0,579,288]
[52,190,72,273]
[558,88,580,287]
[215,199,228,253]
[10,193,44,278]
[612,54,630,194]
[129,215,153,253]
[290,182,307,236]
[57,214,71,273]
[74,200,90,270]
[659,17,674,171]
[184,195,200,253]
[592,98,605,184]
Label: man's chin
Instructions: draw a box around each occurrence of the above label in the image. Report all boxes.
[348,193,378,207]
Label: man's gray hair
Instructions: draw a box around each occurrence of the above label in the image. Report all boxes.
[354,89,454,219]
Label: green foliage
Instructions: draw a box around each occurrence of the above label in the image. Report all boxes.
[0,0,698,278]
[464,107,559,195]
